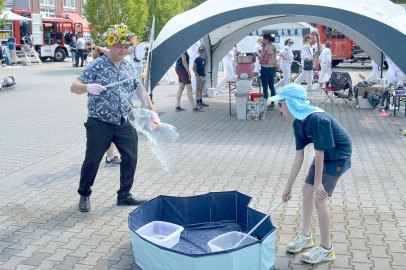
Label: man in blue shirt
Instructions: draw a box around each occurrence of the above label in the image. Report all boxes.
[269,83,352,264]
[70,24,155,212]
[193,46,209,108]
[7,34,17,65]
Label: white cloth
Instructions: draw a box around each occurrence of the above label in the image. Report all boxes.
[300,44,313,64]
[188,42,200,91]
[294,43,313,87]
[364,60,380,82]
[274,62,292,88]
[385,57,404,86]
[76,37,86,50]
[318,63,332,84]
[294,70,313,87]
[253,43,262,73]
[279,45,294,64]
[161,70,174,83]
[217,50,235,89]
[319,47,332,64]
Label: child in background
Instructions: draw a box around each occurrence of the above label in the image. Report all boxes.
[193,46,209,108]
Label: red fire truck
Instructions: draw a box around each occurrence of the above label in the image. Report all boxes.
[314,24,369,67]
[11,8,83,62]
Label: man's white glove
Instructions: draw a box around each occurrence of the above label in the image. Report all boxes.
[87,83,106,95]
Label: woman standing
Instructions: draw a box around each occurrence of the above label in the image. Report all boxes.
[274,39,294,89]
[175,51,202,112]
[259,33,278,108]
[294,35,314,91]
[69,35,77,67]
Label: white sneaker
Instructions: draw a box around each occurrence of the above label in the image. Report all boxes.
[286,233,315,253]
[301,245,336,264]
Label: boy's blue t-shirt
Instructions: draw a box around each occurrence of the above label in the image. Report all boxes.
[8,37,16,50]
[293,112,352,176]
[194,57,206,77]
[175,51,189,70]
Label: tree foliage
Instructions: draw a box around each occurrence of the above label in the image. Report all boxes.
[84,0,208,44]
[84,0,149,45]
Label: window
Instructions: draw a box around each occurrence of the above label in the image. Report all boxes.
[40,0,55,6]
[63,0,76,9]
[40,9,56,17]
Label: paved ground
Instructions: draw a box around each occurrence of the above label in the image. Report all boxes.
[0,61,405,270]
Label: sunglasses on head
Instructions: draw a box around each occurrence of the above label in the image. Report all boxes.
[278,100,286,108]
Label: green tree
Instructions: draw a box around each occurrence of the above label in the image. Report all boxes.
[84,0,149,45]
[147,0,188,39]
[190,0,206,8]
[0,0,5,27]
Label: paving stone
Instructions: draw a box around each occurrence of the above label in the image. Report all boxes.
[1,63,406,269]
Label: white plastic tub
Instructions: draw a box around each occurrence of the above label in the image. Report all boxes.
[136,221,184,249]
[208,231,257,252]
[207,87,216,98]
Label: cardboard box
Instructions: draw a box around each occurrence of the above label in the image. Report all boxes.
[246,100,267,120]
[355,85,384,98]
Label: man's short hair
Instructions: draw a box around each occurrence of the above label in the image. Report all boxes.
[325,41,332,48]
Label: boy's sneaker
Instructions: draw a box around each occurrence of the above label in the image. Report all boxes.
[193,107,203,112]
[105,156,121,166]
[301,245,336,264]
[200,102,209,107]
[286,233,315,253]
[175,106,186,112]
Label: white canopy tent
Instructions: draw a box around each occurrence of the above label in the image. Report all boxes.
[150,0,406,90]
[0,10,32,21]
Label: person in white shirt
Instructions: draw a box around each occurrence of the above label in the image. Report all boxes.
[216,49,235,91]
[317,41,333,87]
[294,36,314,90]
[385,57,405,88]
[274,39,294,89]
[253,36,263,74]
[364,60,380,83]
[75,34,86,67]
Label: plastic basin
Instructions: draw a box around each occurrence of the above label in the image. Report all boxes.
[136,221,184,249]
[207,231,257,252]
[249,92,264,101]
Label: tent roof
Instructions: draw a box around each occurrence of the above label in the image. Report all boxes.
[150,0,406,90]
[0,10,31,21]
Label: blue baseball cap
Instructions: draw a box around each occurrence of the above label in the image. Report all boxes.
[269,83,324,120]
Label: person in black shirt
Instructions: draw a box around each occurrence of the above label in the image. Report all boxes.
[193,46,208,108]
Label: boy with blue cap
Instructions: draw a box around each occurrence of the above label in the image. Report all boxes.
[270,83,352,264]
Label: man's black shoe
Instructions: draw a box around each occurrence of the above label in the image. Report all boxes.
[79,195,90,212]
[117,194,146,206]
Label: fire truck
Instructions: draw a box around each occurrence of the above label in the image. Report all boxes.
[11,8,83,62]
[314,24,369,67]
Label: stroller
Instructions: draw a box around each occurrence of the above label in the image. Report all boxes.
[321,72,353,104]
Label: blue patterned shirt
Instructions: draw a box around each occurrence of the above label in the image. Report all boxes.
[79,55,139,125]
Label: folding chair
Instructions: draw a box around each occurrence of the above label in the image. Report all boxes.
[322,72,353,104]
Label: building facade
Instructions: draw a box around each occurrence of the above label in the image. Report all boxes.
[5,0,87,18]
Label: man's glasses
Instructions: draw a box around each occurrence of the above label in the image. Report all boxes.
[288,41,294,44]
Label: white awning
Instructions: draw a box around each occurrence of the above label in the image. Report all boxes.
[0,10,32,21]
[150,0,406,89]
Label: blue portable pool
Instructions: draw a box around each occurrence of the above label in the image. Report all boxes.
[128,191,277,270]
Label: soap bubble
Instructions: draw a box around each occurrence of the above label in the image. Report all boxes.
[128,108,181,173]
